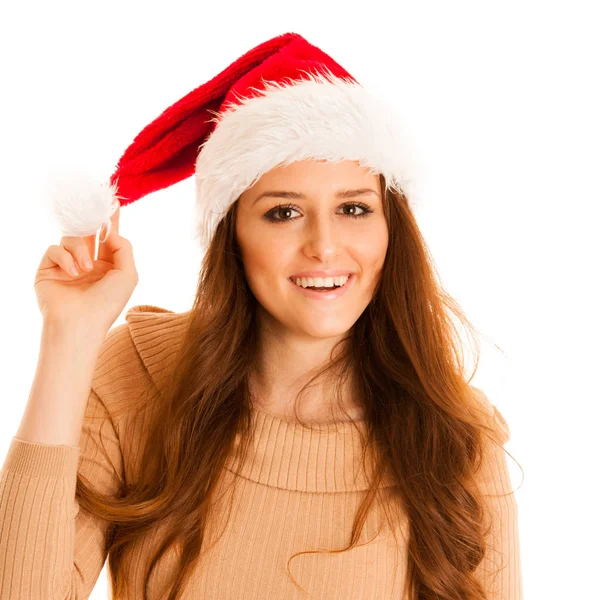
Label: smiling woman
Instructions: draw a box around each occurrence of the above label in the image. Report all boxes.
[0,31,522,600]
[236,159,388,354]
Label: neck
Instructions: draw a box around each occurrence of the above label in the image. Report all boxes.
[251,309,363,423]
[249,364,364,424]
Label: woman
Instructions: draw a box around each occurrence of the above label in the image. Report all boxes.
[0,32,522,599]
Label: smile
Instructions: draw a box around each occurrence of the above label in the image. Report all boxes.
[287,273,355,300]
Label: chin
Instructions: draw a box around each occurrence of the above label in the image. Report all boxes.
[257,300,359,339]
[290,318,355,339]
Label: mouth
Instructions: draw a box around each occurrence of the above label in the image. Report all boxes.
[288,273,354,291]
[287,273,356,299]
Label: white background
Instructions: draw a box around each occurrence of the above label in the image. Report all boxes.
[0,1,598,598]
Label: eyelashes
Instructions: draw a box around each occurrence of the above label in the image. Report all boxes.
[262,202,374,224]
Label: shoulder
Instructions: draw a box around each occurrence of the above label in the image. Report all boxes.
[92,304,191,402]
[469,386,511,446]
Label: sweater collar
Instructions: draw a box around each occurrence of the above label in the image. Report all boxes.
[125,303,188,393]
[125,304,394,493]
[223,407,395,492]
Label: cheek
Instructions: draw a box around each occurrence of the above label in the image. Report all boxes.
[355,228,388,269]
[240,242,291,291]
[238,221,279,273]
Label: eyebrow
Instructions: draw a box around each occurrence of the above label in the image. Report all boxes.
[252,188,379,207]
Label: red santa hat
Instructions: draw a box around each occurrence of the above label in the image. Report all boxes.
[50,32,423,249]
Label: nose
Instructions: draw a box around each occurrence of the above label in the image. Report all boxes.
[302,214,340,261]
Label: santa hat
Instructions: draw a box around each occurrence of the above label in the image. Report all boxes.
[50,32,423,249]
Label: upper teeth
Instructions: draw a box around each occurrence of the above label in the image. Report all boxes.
[292,275,351,288]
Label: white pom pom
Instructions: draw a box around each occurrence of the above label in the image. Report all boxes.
[48,174,121,240]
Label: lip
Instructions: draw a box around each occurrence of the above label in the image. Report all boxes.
[289,269,355,278]
[288,273,355,300]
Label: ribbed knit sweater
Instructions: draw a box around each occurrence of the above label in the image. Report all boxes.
[0,304,523,599]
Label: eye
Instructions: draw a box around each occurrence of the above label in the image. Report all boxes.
[263,202,374,224]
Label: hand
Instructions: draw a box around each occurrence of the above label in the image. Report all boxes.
[34,205,139,337]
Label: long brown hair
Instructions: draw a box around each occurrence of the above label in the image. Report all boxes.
[76,173,521,599]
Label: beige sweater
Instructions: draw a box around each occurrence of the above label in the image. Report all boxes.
[0,304,523,599]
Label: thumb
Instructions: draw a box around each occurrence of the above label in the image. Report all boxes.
[111,204,121,235]
[97,204,122,262]
[98,221,136,278]
[104,227,136,276]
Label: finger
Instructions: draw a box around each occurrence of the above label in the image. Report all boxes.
[113,203,120,235]
[100,229,137,277]
[60,235,96,271]
[41,245,83,278]
[97,204,121,263]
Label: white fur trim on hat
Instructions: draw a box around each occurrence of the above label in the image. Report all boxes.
[193,69,424,249]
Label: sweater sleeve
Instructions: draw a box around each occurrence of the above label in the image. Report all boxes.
[472,391,524,600]
[0,344,125,599]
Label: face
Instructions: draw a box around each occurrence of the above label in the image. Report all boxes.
[236,160,389,341]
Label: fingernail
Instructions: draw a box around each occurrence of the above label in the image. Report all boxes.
[70,265,79,276]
